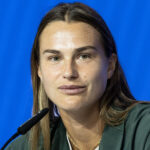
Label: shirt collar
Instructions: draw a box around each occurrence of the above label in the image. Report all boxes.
[51,118,124,150]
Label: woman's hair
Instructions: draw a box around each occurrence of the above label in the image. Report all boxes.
[30,2,137,150]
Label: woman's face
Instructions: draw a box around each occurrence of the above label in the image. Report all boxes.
[38,21,115,112]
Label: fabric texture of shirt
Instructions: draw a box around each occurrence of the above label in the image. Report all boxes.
[5,103,150,150]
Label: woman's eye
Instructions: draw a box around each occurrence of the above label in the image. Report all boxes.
[78,54,92,60]
[48,56,60,61]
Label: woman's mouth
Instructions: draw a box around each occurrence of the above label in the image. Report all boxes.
[58,85,86,95]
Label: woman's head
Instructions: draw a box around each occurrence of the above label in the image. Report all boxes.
[37,20,117,113]
[31,3,116,110]
[31,2,134,115]
[30,2,136,150]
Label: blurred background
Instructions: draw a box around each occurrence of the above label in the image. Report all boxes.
[0,0,150,147]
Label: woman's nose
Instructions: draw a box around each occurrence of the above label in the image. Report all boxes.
[63,61,79,80]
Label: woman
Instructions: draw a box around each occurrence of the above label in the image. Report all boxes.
[6,2,150,150]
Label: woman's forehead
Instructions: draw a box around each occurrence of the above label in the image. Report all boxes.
[39,21,102,51]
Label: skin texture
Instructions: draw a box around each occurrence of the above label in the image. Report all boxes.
[38,21,116,149]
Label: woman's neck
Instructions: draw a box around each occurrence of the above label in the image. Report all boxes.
[58,104,105,150]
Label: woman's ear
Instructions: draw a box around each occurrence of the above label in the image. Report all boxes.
[107,53,117,79]
[38,66,42,81]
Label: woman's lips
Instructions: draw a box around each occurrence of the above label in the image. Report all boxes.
[58,85,86,95]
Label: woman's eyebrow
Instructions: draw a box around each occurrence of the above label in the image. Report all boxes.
[42,49,60,54]
[75,46,98,52]
[42,46,98,54]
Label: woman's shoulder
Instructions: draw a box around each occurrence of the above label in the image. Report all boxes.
[5,132,30,150]
[5,117,62,150]
[123,102,150,150]
[126,102,150,123]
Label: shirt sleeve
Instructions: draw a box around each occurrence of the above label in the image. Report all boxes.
[145,133,150,150]
[135,106,150,150]
[135,108,150,150]
[124,103,150,150]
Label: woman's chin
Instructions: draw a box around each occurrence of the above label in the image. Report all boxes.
[57,101,85,112]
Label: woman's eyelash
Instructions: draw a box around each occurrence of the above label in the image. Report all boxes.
[47,53,93,62]
[78,53,92,59]
[47,56,60,61]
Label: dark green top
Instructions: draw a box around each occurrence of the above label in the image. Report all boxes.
[5,103,150,150]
